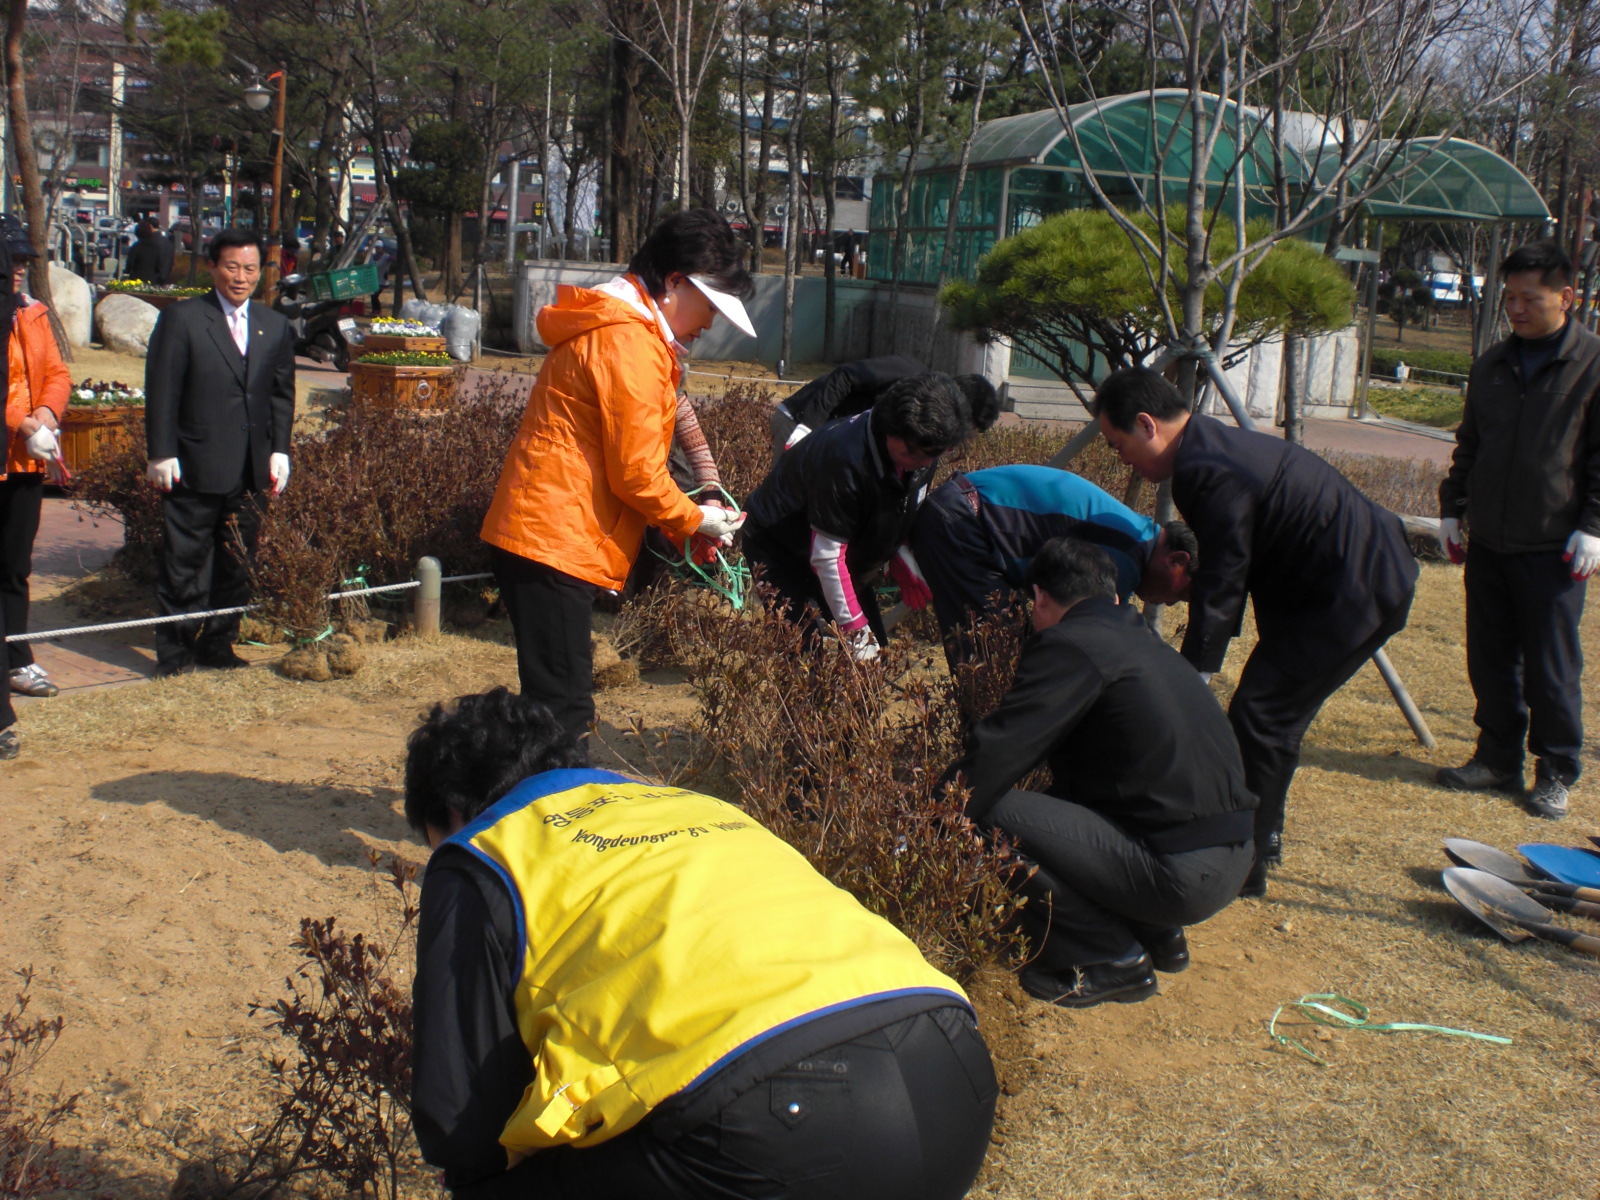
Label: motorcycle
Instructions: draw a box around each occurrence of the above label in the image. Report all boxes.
[274,273,361,371]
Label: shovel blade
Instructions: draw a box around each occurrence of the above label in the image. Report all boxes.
[1442,868,1533,944]
[1443,838,1542,885]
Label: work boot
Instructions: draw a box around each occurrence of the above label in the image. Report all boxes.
[9,664,58,697]
[1436,759,1521,792]
[1527,774,1570,821]
[1020,951,1158,1009]
[1142,927,1190,973]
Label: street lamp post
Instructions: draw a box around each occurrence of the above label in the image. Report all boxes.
[244,67,286,299]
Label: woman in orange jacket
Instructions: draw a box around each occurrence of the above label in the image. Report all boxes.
[2,217,71,757]
[481,209,755,740]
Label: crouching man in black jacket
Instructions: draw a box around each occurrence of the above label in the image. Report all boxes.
[940,538,1256,1009]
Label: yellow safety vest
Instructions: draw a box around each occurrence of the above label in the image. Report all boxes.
[448,768,966,1154]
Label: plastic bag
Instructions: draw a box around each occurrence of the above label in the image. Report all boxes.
[399,298,447,328]
[440,304,481,361]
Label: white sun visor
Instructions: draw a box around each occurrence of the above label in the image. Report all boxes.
[688,274,757,339]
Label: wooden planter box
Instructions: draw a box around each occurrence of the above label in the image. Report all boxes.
[349,361,459,413]
[361,333,447,354]
[61,405,142,473]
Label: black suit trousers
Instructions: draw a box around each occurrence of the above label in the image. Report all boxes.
[1465,544,1586,783]
[155,482,265,665]
[0,472,45,671]
[1227,592,1414,856]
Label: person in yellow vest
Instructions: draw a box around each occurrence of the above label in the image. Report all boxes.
[406,687,998,1199]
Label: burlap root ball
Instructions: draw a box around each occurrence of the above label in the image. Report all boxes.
[591,634,639,690]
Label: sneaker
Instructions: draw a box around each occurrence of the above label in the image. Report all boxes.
[1527,777,1570,820]
[0,728,17,760]
[1436,759,1522,792]
[1020,952,1159,1008]
[9,664,58,698]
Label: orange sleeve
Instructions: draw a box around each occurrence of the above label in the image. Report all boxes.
[586,324,703,540]
[24,309,71,420]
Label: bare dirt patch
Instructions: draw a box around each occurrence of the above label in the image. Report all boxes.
[1,565,1596,1198]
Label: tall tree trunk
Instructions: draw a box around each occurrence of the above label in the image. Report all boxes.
[780,52,808,371]
[608,36,644,261]
[4,0,69,358]
[1281,334,1305,444]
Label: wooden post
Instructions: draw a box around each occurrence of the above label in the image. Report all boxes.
[415,556,442,637]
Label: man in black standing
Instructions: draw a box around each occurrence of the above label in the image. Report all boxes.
[1436,241,1600,820]
[1094,367,1417,898]
[144,228,295,677]
[124,219,167,285]
[941,538,1256,1008]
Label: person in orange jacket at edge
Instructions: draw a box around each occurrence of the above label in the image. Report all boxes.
[1,215,72,762]
[480,209,755,744]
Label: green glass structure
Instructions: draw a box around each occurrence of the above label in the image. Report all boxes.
[868,90,1550,285]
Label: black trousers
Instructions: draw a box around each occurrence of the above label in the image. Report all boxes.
[1465,544,1587,783]
[907,485,1013,672]
[457,1006,997,1200]
[491,546,599,743]
[741,528,888,646]
[0,472,45,672]
[985,789,1254,967]
[1228,593,1414,858]
[0,518,13,730]
[155,482,266,667]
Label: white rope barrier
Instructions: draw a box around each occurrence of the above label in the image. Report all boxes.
[4,572,494,644]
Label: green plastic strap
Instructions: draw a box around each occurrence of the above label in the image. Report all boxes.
[1268,993,1511,1067]
[649,484,750,611]
[340,563,372,591]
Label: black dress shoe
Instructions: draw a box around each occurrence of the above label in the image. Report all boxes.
[151,658,194,679]
[195,646,250,670]
[1020,952,1159,1009]
[1143,927,1190,973]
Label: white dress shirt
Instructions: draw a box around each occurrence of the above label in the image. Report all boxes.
[217,291,250,359]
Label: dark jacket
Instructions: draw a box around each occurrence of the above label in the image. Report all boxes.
[145,292,296,494]
[123,234,164,285]
[1172,413,1417,674]
[742,409,938,573]
[945,597,1255,843]
[781,355,926,430]
[1439,318,1600,553]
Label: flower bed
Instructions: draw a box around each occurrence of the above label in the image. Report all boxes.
[349,351,458,413]
[62,380,146,473]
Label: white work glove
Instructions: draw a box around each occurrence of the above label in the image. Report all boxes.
[147,456,181,492]
[1438,517,1466,565]
[785,422,812,448]
[24,424,58,461]
[846,626,881,662]
[1198,671,1213,685]
[696,503,746,545]
[269,452,291,497]
[1564,529,1600,579]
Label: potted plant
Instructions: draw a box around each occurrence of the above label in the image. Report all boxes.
[361,316,446,355]
[61,379,146,473]
[348,350,459,413]
[104,278,209,310]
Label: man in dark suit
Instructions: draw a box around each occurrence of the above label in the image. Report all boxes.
[145,228,295,677]
[123,219,170,285]
[1093,367,1417,898]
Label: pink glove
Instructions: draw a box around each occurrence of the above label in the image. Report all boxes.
[887,546,932,610]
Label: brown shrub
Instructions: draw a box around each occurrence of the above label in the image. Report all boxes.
[71,410,164,581]
[0,969,80,1199]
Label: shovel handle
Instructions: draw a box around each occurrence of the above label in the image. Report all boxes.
[1532,893,1600,922]
[1522,919,1600,956]
[1519,879,1600,903]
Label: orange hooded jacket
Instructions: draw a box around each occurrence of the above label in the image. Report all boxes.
[5,300,72,478]
[480,280,703,590]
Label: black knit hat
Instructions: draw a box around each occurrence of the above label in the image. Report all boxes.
[0,214,37,258]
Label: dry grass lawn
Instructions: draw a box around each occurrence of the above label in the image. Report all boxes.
[1,563,1596,1198]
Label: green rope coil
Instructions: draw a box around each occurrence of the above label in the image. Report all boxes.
[1268,993,1511,1066]
[651,484,751,611]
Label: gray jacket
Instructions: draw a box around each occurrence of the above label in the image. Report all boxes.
[1440,318,1600,553]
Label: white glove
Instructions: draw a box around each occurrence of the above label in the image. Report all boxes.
[696,503,746,544]
[1198,671,1213,685]
[269,452,291,496]
[1438,517,1466,565]
[24,424,58,461]
[846,626,881,662]
[785,422,812,448]
[147,457,181,491]
[1564,529,1600,579]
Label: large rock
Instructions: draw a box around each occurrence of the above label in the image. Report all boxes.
[46,263,93,346]
[95,293,161,357]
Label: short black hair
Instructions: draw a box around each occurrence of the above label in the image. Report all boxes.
[1025,538,1117,607]
[627,208,753,302]
[1501,240,1573,291]
[873,372,975,453]
[1162,519,1198,572]
[137,218,158,237]
[1090,367,1188,432]
[953,374,1001,432]
[404,687,589,835]
[207,227,264,266]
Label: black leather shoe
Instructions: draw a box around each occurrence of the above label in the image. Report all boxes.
[195,646,250,670]
[1239,858,1270,898]
[151,658,194,679]
[1143,927,1190,973]
[1020,952,1159,1009]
